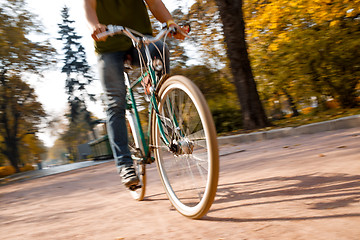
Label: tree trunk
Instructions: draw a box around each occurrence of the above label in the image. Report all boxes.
[8,143,21,173]
[282,88,299,117]
[1,69,21,172]
[335,81,359,108]
[215,0,269,129]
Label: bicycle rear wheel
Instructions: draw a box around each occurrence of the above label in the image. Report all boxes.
[152,75,219,219]
[126,111,146,201]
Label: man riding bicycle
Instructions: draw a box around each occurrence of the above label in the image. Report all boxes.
[83,0,185,188]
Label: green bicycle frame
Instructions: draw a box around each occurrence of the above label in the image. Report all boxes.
[125,64,171,159]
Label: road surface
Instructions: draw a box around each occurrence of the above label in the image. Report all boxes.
[1,127,360,239]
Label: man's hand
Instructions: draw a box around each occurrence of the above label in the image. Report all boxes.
[84,0,107,41]
[167,20,190,40]
[91,23,108,41]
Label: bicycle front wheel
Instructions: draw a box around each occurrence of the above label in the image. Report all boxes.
[152,75,219,219]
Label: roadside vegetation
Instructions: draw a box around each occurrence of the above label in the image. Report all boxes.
[220,107,360,136]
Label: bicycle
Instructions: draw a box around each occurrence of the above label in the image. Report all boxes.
[97,25,219,219]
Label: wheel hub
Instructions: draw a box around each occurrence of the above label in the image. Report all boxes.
[170,139,194,155]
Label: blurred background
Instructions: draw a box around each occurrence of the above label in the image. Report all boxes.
[0,0,359,176]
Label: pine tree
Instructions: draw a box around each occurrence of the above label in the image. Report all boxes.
[57,6,95,123]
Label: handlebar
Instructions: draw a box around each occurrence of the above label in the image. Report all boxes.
[96,25,173,45]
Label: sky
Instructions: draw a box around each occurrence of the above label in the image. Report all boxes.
[25,0,183,147]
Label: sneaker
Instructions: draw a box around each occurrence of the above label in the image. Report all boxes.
[119,164,139,188]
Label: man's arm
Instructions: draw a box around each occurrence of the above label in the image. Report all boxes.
[144,0,173,26]
[145,0,188,39]
[83,0,107,41]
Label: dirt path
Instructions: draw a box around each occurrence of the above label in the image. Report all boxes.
[1,128,360,240]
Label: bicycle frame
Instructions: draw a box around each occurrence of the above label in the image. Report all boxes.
[121,29,172,160]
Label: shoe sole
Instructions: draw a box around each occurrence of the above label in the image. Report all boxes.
[124,177,140,188]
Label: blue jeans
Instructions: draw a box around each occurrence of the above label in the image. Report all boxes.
[97,41,169,171]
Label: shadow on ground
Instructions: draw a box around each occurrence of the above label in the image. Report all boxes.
[204,173,360,222]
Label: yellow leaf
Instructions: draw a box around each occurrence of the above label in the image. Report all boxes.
[330,20,340,27]
[268,43,279,51]
[270,23,278,29]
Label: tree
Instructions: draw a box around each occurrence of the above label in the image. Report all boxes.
[172,65,242,132]
[245,0,360,109]
[61,104,95,162]
[21,133,47,167]
[0,0,54,171]
[147,7,189,69]
[0,0,54,74]
[213,0,269,129]
[48,138,67,163]
[0,72,46,171]
[57,6,95,123]
[185,0,269,129]
[167,8,190,68]
[57,6,98,160]
[187,0,228,68]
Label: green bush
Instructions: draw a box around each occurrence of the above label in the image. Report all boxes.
[211,105,243,133]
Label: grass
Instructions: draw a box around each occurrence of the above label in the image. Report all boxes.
[272,107,360,128]
[220,107,360,136]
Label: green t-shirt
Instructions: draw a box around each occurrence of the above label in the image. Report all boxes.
[95,0,153,53]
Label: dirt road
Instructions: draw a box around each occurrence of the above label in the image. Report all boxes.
[1,128,360,240]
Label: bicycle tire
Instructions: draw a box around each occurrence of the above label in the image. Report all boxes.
[126,110,146,201]
[152,75,219,219]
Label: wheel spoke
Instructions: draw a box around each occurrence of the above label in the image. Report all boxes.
[153,76,219,219]
[183,155,205,200]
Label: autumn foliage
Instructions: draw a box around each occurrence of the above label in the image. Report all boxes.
[244,0,360,111]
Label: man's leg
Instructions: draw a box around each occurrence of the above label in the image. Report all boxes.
[97,51,139,187]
